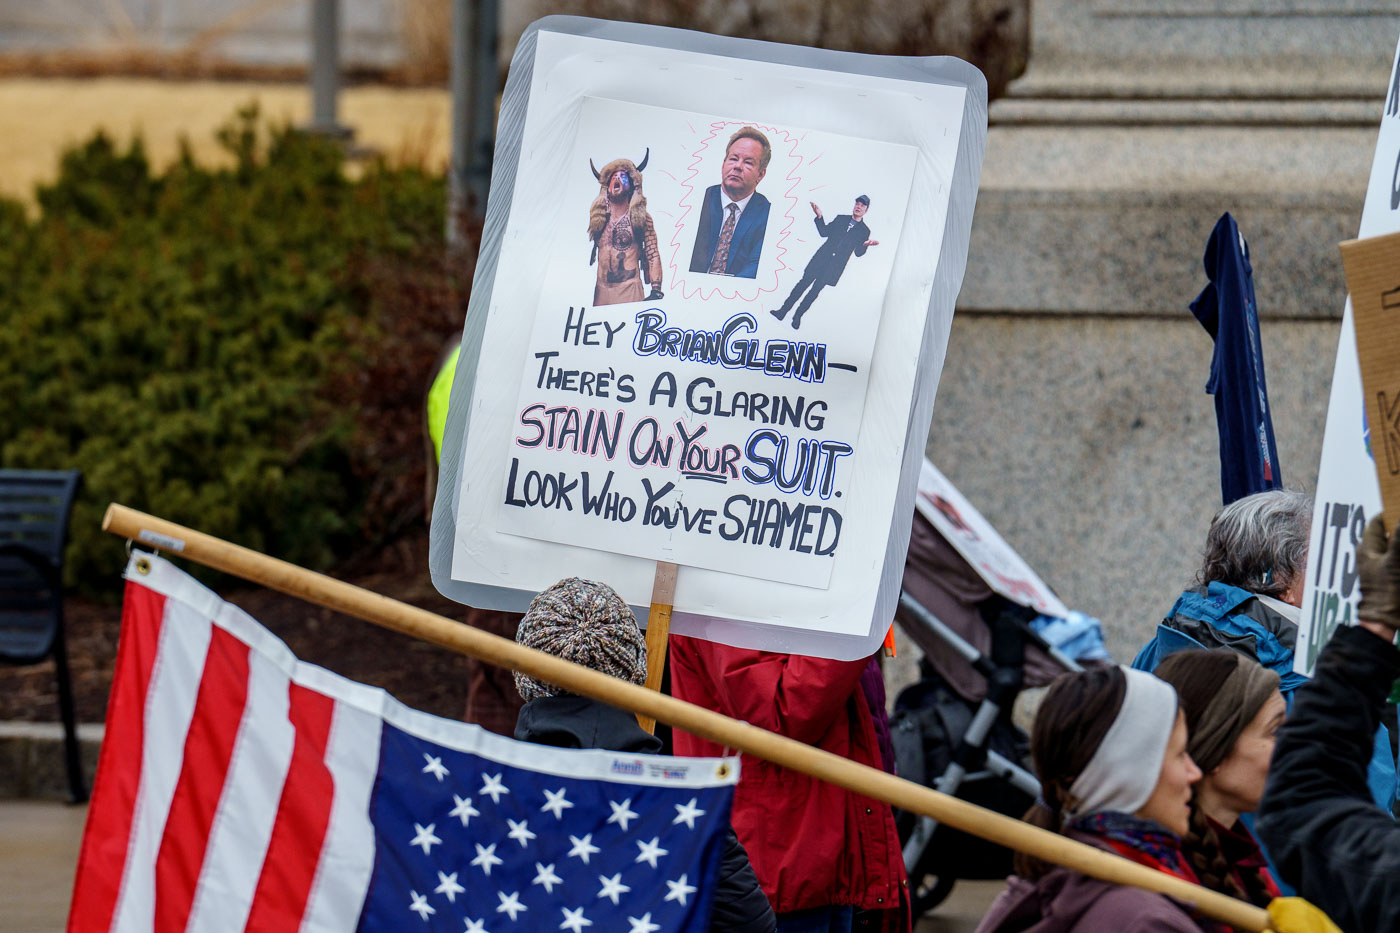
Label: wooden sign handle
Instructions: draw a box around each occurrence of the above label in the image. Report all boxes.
[636,560,677,734]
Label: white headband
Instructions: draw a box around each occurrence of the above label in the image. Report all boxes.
[1065,667,1179,820]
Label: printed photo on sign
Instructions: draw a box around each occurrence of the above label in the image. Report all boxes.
[686,125,771,281]
[496,96,917,587]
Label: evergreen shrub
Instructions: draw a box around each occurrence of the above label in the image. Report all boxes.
[0,106,470,594]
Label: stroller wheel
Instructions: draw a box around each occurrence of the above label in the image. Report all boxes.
[911,871,956,915]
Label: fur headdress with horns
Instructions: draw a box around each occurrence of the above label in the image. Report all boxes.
[588,151,651,243]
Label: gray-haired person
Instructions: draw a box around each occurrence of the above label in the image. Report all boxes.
[512,578,775,933]
[1133,490,1311,683]
[1131,489,1397,809]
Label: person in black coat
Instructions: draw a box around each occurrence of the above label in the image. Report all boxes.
[770,195,880,331]
[1256,516,1400,932]
[511,577,776,933]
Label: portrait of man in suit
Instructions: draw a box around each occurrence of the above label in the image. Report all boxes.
[770,195,879,331]
[688,126,772,279]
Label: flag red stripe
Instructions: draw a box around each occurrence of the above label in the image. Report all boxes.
[152,625,251,931]
[241,683,337,932]
[66,581,168,933]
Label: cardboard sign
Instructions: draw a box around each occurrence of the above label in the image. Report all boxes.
[915,458,1069,619]
[1296,32,1400,676]
[1341,230,1400,520]
[428,17,987,660]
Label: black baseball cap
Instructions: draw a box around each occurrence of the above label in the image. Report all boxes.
[855,194,870,206]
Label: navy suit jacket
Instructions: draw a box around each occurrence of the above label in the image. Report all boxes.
[688,185,770,279]
[803,214,870,286]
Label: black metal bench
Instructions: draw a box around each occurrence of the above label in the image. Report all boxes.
[0,469,87,802]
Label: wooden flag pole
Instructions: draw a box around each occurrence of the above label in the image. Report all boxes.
[637,560,677,734]
[100,504,1273,932]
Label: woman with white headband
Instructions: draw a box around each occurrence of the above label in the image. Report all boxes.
[975,666,1209,932]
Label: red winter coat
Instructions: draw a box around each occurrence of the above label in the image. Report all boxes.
[669,635,907,921]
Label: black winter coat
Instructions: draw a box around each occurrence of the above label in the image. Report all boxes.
[1256,625,1400,933]
[515,695,776,933]
[803,214,870,286]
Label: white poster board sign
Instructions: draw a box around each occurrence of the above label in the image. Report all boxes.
[430,17,987,660]
[501,98,918,588]
[1295,34,1400,676]
[915,458,1070,619]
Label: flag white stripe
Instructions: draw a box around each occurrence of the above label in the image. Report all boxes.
[186,647,296,933]
[110,597,212,933]
[299,700,381,933]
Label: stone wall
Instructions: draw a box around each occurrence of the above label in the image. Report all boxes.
[501,0,1030,97]
[924,0,1400,662]
[0,0,1031,96]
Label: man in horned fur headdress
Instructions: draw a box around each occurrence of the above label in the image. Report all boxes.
[589,151,663,307]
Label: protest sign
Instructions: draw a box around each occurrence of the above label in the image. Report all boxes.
[1295,33,1400,676]
[1341,230,1400,519]
[429,17,987,659]
[914,457,1069,619]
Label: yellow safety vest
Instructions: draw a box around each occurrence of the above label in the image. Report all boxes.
[427,345,460,464]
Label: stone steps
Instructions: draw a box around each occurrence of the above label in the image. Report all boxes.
[991,97,1383,127]
[1004,68,1388,102]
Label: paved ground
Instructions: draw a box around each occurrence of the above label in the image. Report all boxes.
[915,881,1004,932]
[1,800,88,931]
[0,799,1002,931]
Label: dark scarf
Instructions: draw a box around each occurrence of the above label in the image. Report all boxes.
[1068,811,1190,876]
[1208,815,1281,902]
[1069,812,1231,933]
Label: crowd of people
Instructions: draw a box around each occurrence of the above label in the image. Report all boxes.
[501,489,1400,933]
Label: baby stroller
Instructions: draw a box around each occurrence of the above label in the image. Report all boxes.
[890,513,1087,916]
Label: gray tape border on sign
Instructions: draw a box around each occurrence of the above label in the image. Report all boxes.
[430,15,988,659]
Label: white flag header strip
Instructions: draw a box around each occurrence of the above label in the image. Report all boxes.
[109,586,211,933]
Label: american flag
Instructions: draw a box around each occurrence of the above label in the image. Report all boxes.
[69,553,738,932]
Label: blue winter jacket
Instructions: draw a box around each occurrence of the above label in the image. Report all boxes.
[1133,582,1396,809]
[1133,583,1398,897]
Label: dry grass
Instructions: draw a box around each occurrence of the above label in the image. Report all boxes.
[0,77,452,205]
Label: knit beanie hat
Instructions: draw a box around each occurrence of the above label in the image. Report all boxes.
[1154,649,1281,774]
[1064,667,1179,819]
[513,577,647,702]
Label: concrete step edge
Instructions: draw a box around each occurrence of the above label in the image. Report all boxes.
[0,720,103,801]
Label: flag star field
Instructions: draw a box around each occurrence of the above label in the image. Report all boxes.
[358,724,732,931]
